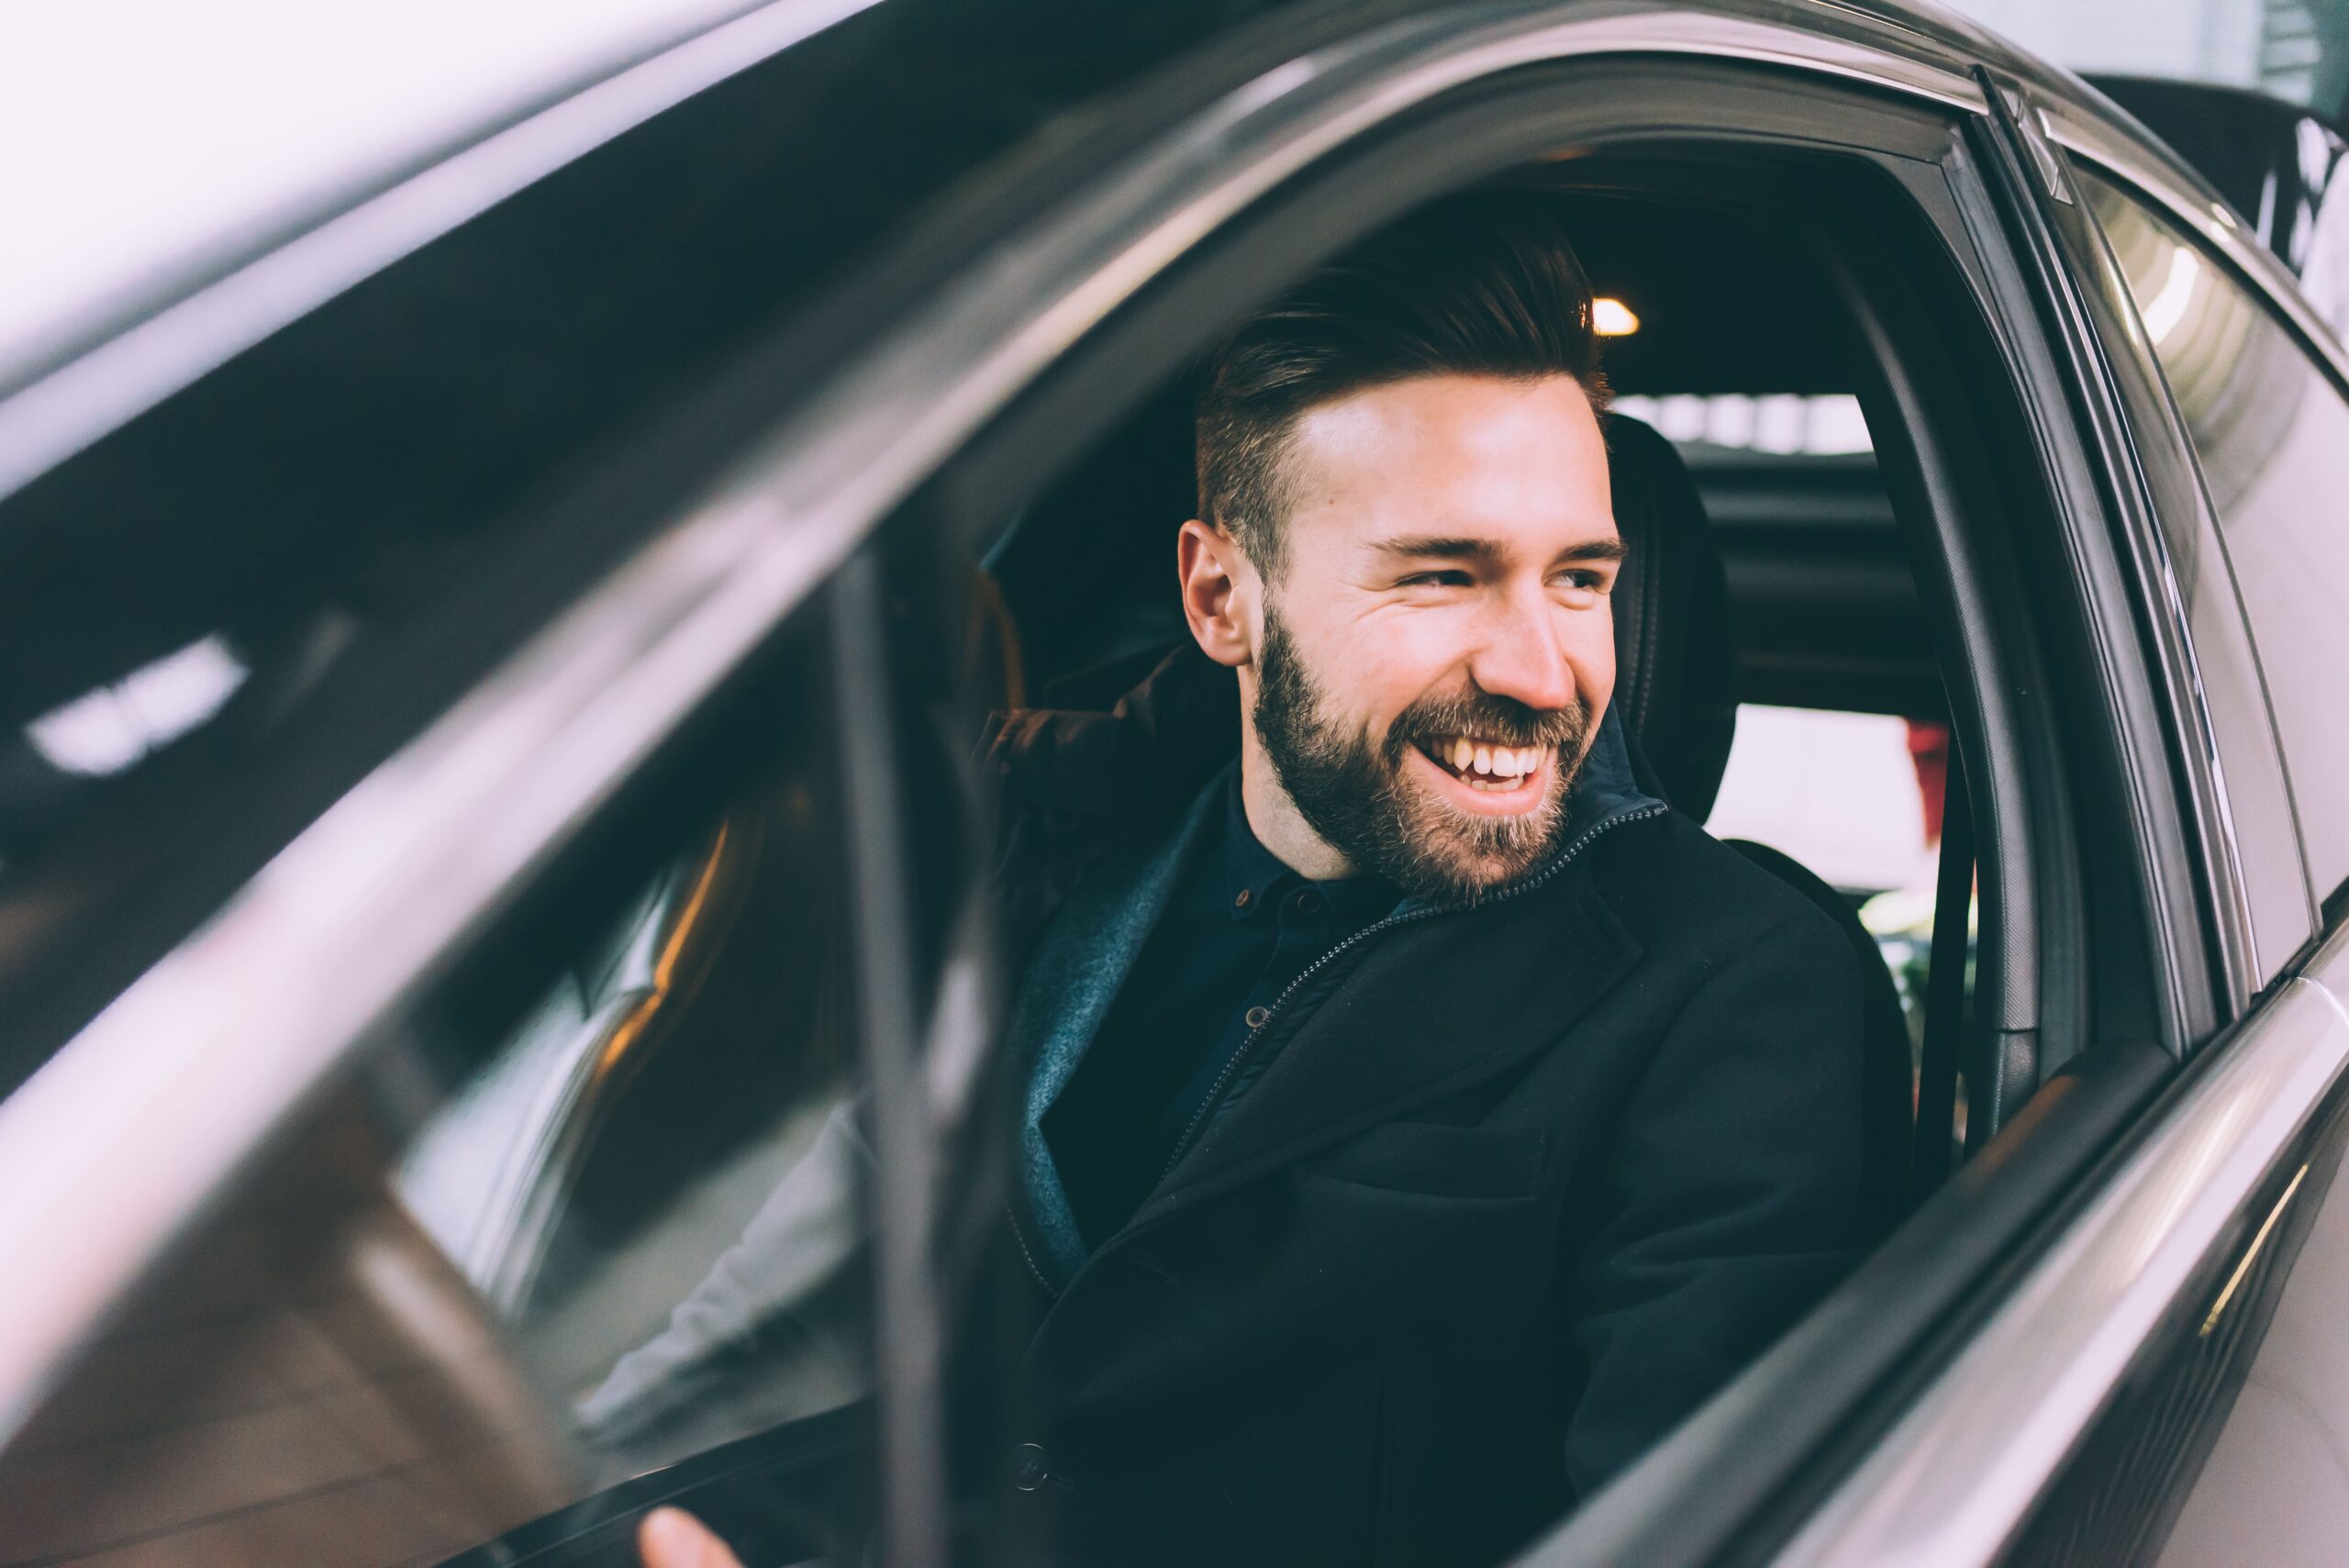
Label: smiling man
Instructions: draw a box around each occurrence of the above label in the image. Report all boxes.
[642,194,1864,1568]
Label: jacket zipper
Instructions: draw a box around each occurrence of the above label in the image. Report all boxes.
[1156,801,1666,1183]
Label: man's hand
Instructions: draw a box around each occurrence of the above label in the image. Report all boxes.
[638,1507,745,1568]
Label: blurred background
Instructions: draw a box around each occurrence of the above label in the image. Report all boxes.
[1954,0,2349,114]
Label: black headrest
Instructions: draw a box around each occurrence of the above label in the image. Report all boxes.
[1605,412,1737,821]
[998,406,1738,821]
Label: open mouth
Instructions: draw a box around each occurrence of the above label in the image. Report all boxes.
[1414,734,1550,794]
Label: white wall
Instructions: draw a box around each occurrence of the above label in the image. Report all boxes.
[1938,0,2262,85]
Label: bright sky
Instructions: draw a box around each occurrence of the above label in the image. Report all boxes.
[0,0,773,381]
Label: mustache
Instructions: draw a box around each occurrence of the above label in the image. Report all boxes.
[1384,689,1591,762]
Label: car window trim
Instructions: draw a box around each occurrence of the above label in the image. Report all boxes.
[0,0,1988,1454]
[2056,158,2324,982]
[2044,102,2349,399]
[1960,79,2258,1036]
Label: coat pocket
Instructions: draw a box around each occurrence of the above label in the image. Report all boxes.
[1304,1121,1547,1201]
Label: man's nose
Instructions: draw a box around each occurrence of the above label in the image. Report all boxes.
[1466,592,1578,713]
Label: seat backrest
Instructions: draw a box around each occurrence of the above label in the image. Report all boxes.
[1604,413,1739,821]
[1608,411,1913,1243]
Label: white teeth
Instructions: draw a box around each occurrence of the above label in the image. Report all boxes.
[1432,735,1543,784]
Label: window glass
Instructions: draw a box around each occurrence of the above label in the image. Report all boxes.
[2084,167,2349,899]
[0,632,882,1567]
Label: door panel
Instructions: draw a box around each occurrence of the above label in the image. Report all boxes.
[2155,1117,2349,1566]
[2144,938,2349,1566]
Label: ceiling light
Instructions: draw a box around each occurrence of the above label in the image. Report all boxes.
[1593,297,1640,336]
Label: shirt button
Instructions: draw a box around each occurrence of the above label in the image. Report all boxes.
[1013,1442,1052,1492]
[1294,891,1321,915]
[1233,887,1252,909]
[1245,1006,1272,1029]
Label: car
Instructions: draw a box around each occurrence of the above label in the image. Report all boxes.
[3,0,2347,1563]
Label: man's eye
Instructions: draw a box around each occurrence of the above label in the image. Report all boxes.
[1554,570,1609,593]
[1399,570,1472,588]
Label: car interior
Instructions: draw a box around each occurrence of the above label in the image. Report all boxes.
[0,69,2187,1567]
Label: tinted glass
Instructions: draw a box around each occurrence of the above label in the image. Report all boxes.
[0,624,883,1567]
[0,0,1341,1101]
[2085,168,2349,900]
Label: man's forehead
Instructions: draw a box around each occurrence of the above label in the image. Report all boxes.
[1280,373,1616,556]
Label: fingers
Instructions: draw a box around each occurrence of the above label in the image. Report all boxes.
[638,1507,746,1568]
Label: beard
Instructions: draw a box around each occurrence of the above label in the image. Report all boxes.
[1252,604,1596,904]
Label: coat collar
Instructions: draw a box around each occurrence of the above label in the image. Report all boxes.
[1008,778,1225,1284]
[1118,714,1661,1230]
[1038,710,1664,1265]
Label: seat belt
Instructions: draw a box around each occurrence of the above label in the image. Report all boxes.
[1910,748,1974,1203]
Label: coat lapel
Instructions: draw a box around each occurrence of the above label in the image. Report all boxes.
[1008,777,1224,1281]
[1127,867,1643,1228]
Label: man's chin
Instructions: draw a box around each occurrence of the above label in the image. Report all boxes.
[1385,775,1569,902]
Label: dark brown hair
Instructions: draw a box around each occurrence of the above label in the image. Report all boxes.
[1195,190,1608,575]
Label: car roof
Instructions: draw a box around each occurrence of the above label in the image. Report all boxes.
[0,0,2210,502]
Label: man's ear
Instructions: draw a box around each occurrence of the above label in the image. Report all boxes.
[1177,518,1257,669]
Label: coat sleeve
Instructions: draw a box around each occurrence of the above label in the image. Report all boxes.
[1562,906,1867,1493]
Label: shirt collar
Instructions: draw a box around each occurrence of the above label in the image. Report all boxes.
[1220,765,1403,925]
[1222,766,1294,918]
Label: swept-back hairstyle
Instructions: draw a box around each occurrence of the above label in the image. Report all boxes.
[1195,190,1609,574]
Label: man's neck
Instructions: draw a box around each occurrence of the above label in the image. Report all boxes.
[1237,724,1354,882]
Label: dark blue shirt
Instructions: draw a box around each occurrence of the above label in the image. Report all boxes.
[1041,767,1402,1250]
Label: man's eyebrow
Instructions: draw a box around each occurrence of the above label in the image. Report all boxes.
[1553,537,1628,564]
[1373,535,1504,563]
[1370,535,1627,565]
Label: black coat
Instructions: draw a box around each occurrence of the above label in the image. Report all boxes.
[984,649,1865,1568]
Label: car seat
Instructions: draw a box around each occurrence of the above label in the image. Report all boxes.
[1602,412,1913,1245]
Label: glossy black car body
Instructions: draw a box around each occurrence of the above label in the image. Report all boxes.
[5,3,2349,1565]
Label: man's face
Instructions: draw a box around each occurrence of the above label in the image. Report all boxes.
[1244,373,1620,901]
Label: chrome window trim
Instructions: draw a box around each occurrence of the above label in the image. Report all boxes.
[0,0,1984,1444]
[2049,109,2343,984]
[2053,150,2318,993]
[0,0,890,505]
[2044,105,2349,392]
[1773,928,2349,1567]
